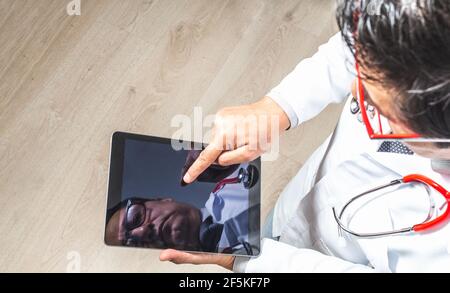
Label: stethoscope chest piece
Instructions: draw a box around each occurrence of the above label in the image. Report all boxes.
[238,165,259,189]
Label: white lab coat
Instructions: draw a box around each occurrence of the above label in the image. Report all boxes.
[234,33,450,273]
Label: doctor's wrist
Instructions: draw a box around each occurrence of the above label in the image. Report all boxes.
[220,256,236,271]
[232,256,249,273]
[260,96,293,131]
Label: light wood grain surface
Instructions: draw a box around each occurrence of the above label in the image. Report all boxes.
[0,0,343,272]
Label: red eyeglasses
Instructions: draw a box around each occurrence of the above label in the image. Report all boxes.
[355,63,450,143]
[355,63,419,140]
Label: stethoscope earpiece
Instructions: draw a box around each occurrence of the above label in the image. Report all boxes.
[350,96,376,123]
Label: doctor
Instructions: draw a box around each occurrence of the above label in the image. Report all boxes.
[160,0,450,272]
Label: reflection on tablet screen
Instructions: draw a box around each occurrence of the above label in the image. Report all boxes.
[105,133,260,256]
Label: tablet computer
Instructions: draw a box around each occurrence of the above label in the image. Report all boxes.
[104,132,261,257]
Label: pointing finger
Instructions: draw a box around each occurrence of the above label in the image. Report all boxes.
[182,142,223,184]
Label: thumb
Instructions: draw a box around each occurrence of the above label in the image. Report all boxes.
[159,249,199,264]
[160,249,235,270]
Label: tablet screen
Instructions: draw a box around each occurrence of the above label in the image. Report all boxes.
[105,132,260,256]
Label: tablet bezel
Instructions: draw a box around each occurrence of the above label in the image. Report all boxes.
[104,131,261,257]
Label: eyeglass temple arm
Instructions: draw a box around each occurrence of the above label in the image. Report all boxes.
[355,63,423,140]
[403,174,450,232]
[355,63,374,137]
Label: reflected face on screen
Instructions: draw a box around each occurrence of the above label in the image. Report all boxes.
[105,198,202,251]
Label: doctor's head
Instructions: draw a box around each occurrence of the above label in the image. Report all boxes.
[337,0,450,159]
[105,197,202,251]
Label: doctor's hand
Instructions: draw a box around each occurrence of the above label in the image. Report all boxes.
[180,150,240,186]
[159,249,235,271]
[182,96,290,184]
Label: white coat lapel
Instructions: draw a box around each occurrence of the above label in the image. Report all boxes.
[279,153,401,270]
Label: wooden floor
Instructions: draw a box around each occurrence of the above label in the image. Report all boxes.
[0,0,343,272]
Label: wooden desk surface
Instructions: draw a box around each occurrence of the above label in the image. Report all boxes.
[0,0,342,272]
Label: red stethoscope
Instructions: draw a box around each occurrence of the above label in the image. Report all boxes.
[332,174,450,238]
[212,165,259,194]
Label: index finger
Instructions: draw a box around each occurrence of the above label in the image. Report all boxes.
[182,143,223,184]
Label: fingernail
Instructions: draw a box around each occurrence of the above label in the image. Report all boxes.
[180,179,187,187]
[183,173,191,184]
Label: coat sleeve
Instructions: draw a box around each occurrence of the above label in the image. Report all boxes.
[267,32,355,128]
[233,238,376,273]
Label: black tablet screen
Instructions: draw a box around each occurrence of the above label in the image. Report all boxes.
[105,132,260,256]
